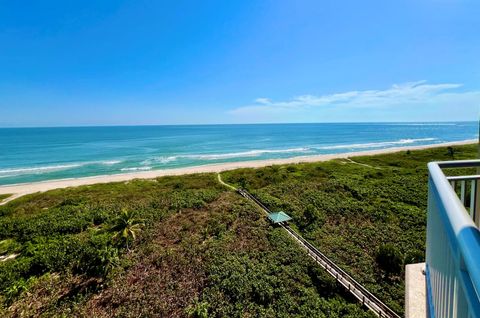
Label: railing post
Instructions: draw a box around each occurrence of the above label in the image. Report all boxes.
[475,179,480,227]
[470,180,476,218]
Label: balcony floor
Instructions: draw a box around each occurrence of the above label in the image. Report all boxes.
[405,262,426,318]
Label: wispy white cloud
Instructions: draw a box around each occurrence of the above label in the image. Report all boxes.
[230,81,477,116]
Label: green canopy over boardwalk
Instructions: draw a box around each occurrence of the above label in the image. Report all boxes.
[268,211,292,224]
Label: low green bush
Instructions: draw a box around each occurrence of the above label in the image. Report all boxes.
[376,244,403,275]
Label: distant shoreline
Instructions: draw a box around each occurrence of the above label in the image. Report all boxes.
[0,139,477,204]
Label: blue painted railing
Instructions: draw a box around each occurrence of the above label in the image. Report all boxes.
[427,160,480,318]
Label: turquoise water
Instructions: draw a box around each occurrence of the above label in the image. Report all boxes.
[0,122,477,185]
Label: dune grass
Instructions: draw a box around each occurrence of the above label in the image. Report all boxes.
[0,194,11,202]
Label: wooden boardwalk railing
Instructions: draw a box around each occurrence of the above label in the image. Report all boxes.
[237,188,401,318]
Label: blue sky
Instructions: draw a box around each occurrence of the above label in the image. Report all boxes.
[0,0,479,127]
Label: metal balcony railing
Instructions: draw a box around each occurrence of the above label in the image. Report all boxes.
[446,174,480,227]
[426,160,480,318]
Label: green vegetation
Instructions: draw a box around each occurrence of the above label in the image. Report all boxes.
[0,174,371,317]
[0,144,476,316]
[376,244,403,276]
[223,144,478,314]
[110,209,145,250]
[0,194,11,202]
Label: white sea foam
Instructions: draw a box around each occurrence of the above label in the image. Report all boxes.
[100,160,122,165]
[120,166,152,172]
[182,147,311,160]
[316,138,437,150]
[140,147,311,164]
[0,164,82,178]
[0,160,125,178]
[141,156,178,165]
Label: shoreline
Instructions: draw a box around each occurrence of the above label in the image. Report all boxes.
[0,139,476,203]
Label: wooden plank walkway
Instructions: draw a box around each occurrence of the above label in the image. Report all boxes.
[237,188,401,318]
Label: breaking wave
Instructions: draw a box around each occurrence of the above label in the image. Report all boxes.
[120,166,152,172]
[100,160,122,165]
[0,160,122,178]
[0,164,83,178]
[141,147,311,164]
[182,147,311,160]
[316,138,437,150]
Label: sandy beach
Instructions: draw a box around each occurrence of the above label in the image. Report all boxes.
[0,139,476,204]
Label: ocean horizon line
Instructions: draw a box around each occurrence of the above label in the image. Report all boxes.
[0,120,476,130]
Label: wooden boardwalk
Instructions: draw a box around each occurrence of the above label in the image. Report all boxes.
[237,188,401,318]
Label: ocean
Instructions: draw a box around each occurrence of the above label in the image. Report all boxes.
[0,122,477,186]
